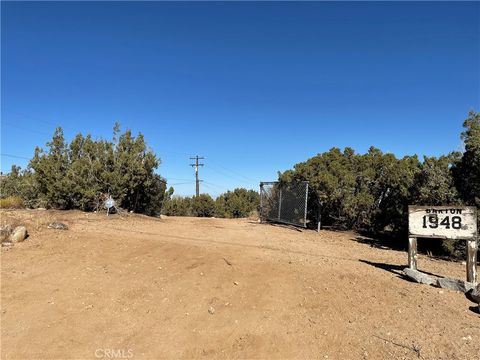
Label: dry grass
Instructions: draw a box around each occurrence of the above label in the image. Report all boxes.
[0,196,24,209]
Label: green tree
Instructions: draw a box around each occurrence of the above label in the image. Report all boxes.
[29,127,71,209]
[215,188,259,218]
[0,165,39,207]
[191,194,215,217]
[162,196,192,216]
[13,124,166,215]
[411,154,460,206]
[454,111,480,207]
[280,147,422,233]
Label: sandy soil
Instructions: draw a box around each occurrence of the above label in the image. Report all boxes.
[1,210,479,360]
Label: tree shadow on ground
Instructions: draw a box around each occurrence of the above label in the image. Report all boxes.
[354,232,467,263]
[253,221,304,232]
[358,259,443,279]
[354,232,406,252]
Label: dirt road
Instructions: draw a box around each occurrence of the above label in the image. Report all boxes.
[1,210,479,359]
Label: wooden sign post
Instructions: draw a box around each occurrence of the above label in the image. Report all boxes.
[408,206,478,283]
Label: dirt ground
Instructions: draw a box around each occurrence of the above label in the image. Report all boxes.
[1,210,479,360]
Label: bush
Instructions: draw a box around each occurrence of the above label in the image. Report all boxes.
[280,146,422,234]
[0,196,24,209]
[191,194,216,217]
[162,196,192,216]
[161,188,259,219]
[215,188,259,218]
[1,124,166,216]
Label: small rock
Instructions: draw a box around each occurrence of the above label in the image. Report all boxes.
[208,306,215,315]
[160,215,168,219]
[10,226,27,243]
[403,268,436,285]
[438,290,444,294]
[462,335,472,341]
[47,222,68,230]
[36,207,46,211]
[437,277,476,293]
[461,261,467,266]
[233,281,239,286]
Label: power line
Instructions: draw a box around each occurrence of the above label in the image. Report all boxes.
[207,159,256,183]
[3,122,51,136]
[202,180,230,191]
[3,110,78,132]
[204,164,251,185]
[156,149,192,157]
[1,153,31,160]
[189,155,204,197]
[168,181,196,186]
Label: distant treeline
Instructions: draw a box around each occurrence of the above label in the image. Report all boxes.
[161,188,260,218]
[279,111,479,255]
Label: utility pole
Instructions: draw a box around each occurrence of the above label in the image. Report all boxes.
[189,156,204,197]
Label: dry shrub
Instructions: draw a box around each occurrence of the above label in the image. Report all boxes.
[0,196,24,209]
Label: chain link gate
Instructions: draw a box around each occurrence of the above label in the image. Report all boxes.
[259,181,309,228]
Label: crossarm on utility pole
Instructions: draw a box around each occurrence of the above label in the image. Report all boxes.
[190,155,204,197]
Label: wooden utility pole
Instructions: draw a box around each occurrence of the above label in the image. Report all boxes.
[190,156,204,197]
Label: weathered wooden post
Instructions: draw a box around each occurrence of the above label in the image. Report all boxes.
[408,237,417,270]
[466,236,478,283]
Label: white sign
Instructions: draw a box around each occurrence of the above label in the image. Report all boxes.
[104,197,115,209]
[408,206,477,240]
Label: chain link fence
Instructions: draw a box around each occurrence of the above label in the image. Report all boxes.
[260,181,310,228]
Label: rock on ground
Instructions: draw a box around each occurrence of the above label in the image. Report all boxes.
[10,226,27,243]
[48,222,69,230]
[403,268,437,285]
[437,277,476,293]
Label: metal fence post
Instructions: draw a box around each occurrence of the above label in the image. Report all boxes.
[303,182,309,228]
[317,199,322,232]
[259,182,263,223]
[278,189,283,220]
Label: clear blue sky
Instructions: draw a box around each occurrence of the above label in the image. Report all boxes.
[1,1,479,197]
